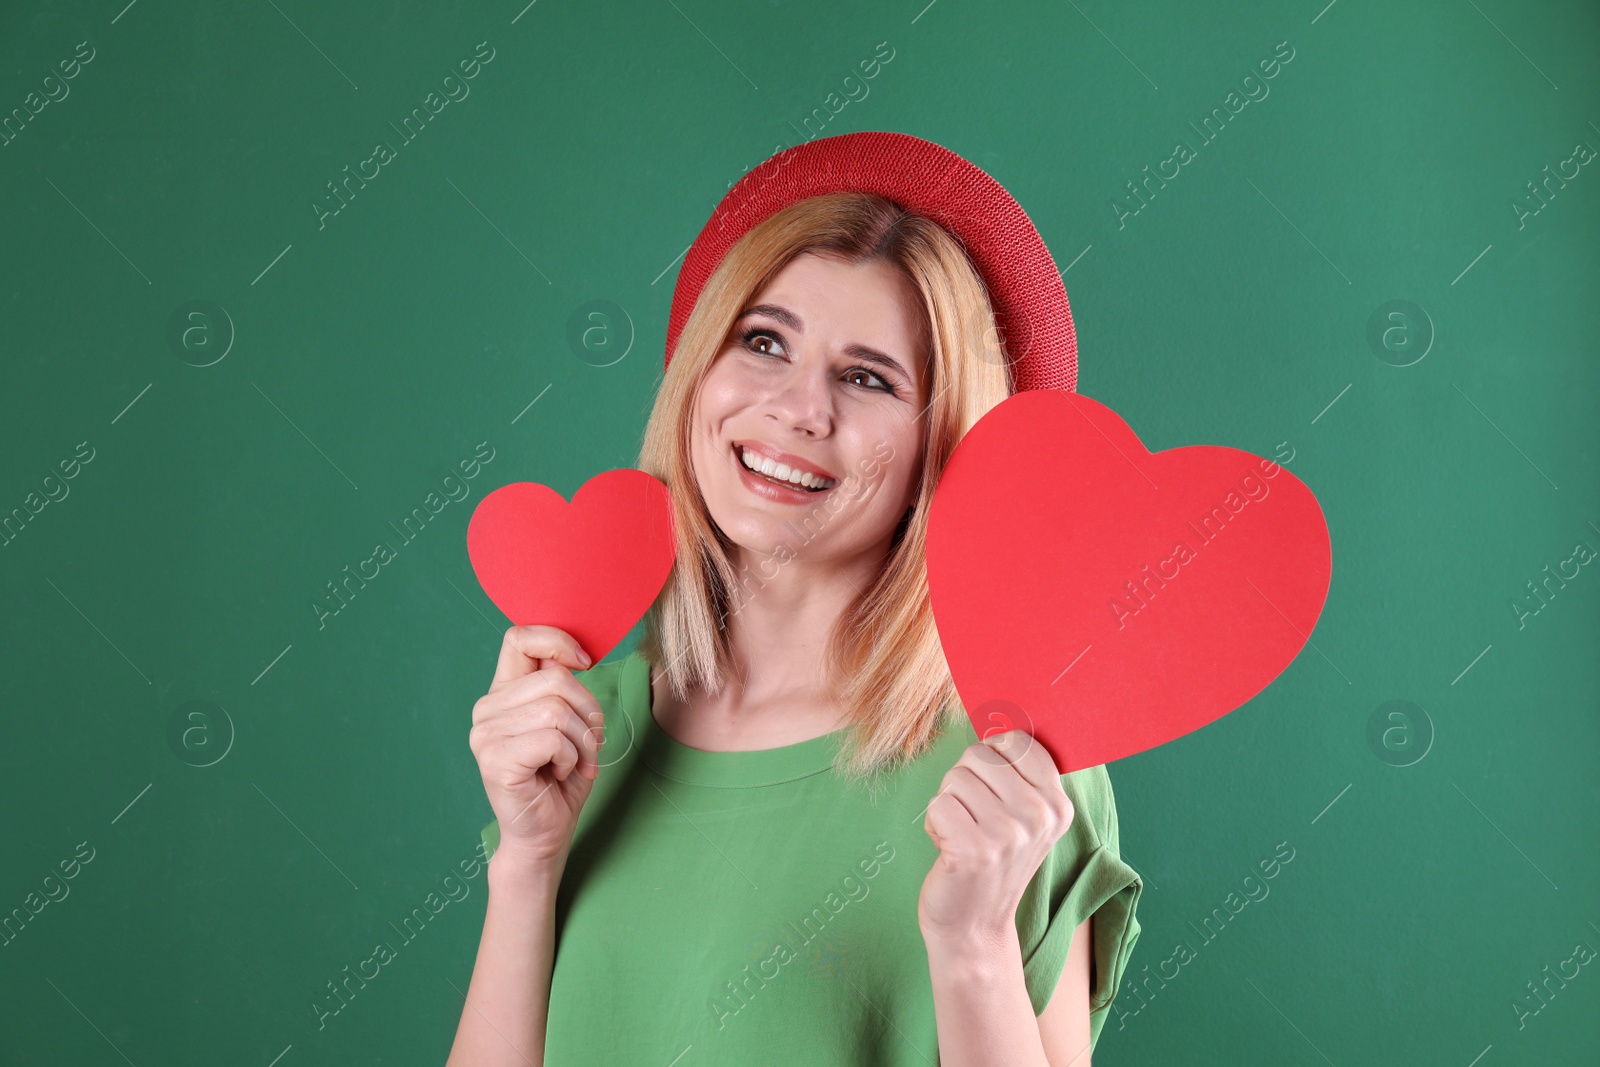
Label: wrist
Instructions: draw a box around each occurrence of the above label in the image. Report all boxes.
[921,914,1021,969]
[487,843,567,893]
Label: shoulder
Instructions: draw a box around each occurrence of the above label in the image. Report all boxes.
[1060,762,1125,854]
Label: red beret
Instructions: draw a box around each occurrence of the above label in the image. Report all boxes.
[664,130,1077,394]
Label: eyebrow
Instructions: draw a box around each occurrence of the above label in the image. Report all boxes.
[738,303,914,384]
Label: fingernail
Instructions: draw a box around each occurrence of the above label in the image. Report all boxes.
[578,649,592,668]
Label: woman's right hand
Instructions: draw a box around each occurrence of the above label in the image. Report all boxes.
[469,624,606,866]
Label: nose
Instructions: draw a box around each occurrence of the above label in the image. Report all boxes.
[764,358,833,438]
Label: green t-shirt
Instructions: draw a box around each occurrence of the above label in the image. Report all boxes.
[480,649,1142,1064]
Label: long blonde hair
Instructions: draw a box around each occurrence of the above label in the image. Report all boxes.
[637,191,1014,791]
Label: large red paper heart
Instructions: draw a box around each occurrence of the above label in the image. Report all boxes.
[466,470,676,665]
[927,390,1331,773]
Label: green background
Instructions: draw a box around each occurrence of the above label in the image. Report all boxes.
[3,0,1596,1063]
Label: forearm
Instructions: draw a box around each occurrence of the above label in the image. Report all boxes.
[446,849,564,1067]
[925,923,1053,1067]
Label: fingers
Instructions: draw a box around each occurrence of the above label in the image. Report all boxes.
[510,697,603,779]
[978,728,1059,790]
[491,624,592,686]
[960,737,1067,828]
[939,764,1011,829]
[959,741,1035,811]
[476,695,601,783]
[923,765,1007,847]
[475,628,606,788]
[924,739,1074,852]
[515,725,585,790]
[924,782,977,844]
[480,665,605,728]
[970,732,1074,830]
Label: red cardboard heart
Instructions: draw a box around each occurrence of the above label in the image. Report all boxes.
[926,390,1331,773]
[466,470,676,665]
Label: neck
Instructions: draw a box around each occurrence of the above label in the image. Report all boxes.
[653,539,892,747]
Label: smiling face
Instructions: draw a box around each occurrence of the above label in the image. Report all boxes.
[688,250,930,566]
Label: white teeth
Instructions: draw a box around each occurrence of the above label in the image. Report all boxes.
[740,447,835,490]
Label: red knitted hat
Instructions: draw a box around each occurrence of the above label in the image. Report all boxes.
[664,131,1078,394]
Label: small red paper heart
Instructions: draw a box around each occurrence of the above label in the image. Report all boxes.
[466,470,676,665]
[927,390,1331,773]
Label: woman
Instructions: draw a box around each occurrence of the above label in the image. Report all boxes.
[449,134,1142,1066]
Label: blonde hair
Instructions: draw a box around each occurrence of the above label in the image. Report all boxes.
[637,191,1014,792]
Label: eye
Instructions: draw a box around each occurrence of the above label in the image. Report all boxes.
[844,367,897,395]
[739,327,785,358]
[739,326,900,396]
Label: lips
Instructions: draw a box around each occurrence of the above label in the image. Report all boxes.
[730,442,839,499]
[732,440,839,483]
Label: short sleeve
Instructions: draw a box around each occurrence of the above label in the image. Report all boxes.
[1014,763,1143,1048]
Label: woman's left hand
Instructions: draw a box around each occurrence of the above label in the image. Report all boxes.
[918,729,1075,946]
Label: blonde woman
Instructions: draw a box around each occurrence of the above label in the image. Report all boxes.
[449,133,1142,1066]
